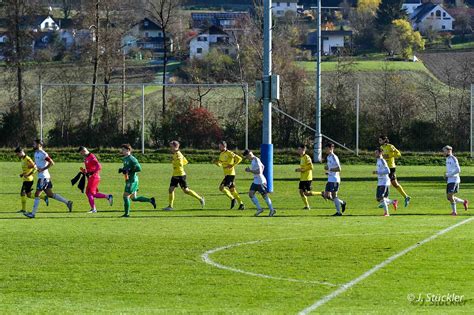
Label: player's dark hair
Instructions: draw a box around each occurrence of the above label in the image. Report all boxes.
[379,135,389,143]
[325,142,335,148]
[121,144,132,151]
[298,144,307,150]
[14,146,23,153]
[77,146,86,152]
[376,147,384,153]
[169,140,180,147]
[34,139,44,146]
[219,140,227,147]
[243,149,251,156]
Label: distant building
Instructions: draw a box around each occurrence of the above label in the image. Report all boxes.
[305,30,352,55]
[410,3,455,33]
[191,12,250,31]
[273,1,303,17]
[123,18,173,58]
[402,0,422,15]
[189,25,235,59]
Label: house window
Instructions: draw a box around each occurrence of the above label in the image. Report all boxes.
[443,12,446,17]
[442,25,446,29]
[198,36,208,42]
[145,32,149,38]
[277,2,280,6]
[197,48,202,54]
[287,2,290,6]
[431,12,434,16]
[144,20,149,26]
[277,10,283,15]
[436,10,441,18]
[45,22,49,28]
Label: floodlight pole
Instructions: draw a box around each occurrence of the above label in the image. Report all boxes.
[314,0,323,163]
[141,84,145,154]
[244,83,249,150]
[471,84,473,158]
[262,0,273,192]
[40,83,43,141]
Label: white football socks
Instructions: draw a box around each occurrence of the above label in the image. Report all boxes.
[53,193,68,205]
[32,197,40,215]
[454,197,464,204]
[334,197,341,213]
[250,196,262,210]
[263,195,274,211]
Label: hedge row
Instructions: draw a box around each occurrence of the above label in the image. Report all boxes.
[1,148,473,166]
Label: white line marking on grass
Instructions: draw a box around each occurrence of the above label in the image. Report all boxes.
[298,217,474,315]
[201,232,427,288]
[202,239,338,286]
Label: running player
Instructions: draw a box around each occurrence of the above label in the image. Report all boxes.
[443,145,468,216]
[243,149,275,217]
[295,144,323,210]
[15,147,48,213]
[78,146,113,213]
[23,139,73,218]
[119,144,156,217]
[215,141,244,210]
[323,142,347,216]
[162,141,205,211]
[378,135,411,207]
[373,147,398,216]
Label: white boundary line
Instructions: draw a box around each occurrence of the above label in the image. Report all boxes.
[202,239,337,286]
[200,231,432,288]
[298,217,474,315]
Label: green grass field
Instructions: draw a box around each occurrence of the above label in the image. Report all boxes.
[297,60,429,73]
[1,162,473,313]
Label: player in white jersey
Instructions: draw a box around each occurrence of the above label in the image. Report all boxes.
[323,143,347,216]
[373,148,398,216]
[23,139,73,218]
[243,149,275,217]
[443,145,468,216]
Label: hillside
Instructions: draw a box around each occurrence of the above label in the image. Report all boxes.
[419,51,474,88]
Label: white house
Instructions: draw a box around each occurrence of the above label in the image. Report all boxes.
[189,25,235,59]
[411,3,455,32]
[306,30,352,55]
[402,0,422,15]
[36,16,60,32]
[273,1,303,17]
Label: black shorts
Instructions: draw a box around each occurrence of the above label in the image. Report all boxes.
[325,182,339,193]
[170,176,188,189]
[36,178,53,191]
[299,181,312,192]
[447,183,459,194]
[376,186,389,199]
[250,183,268,195]
[220,175,235,189]
[389,168,397,181]
[21,181,34,194]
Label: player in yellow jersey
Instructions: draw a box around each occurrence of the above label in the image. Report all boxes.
[214,141,245,210]
[295,144,323,210]
[162,141,205,211]
[14,147,48,213]
[378,135,411,207]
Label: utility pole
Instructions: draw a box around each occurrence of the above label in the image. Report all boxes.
[314,0,322,163]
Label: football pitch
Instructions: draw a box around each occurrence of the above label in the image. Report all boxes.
[0,162,472,313]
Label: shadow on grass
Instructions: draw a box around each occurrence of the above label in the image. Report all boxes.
[275,176,474,183]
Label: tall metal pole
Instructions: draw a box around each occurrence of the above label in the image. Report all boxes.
[262,0,273,192]
[141,84,145,154]
[245,83,249,150]
[314,0,322,163]
[40,83,43,141]
[356,84,360,156]
[471,84,473,158]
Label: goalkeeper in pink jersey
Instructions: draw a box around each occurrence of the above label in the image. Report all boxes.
[78,147,113,213]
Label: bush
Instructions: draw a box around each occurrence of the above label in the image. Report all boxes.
[175,107,223,148]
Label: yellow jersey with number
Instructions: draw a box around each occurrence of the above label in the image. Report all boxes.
[21,155,36,182]
[300,154,313,181]
[217,150,242,176]
[172,151,188,176]
[380,144,401,168]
